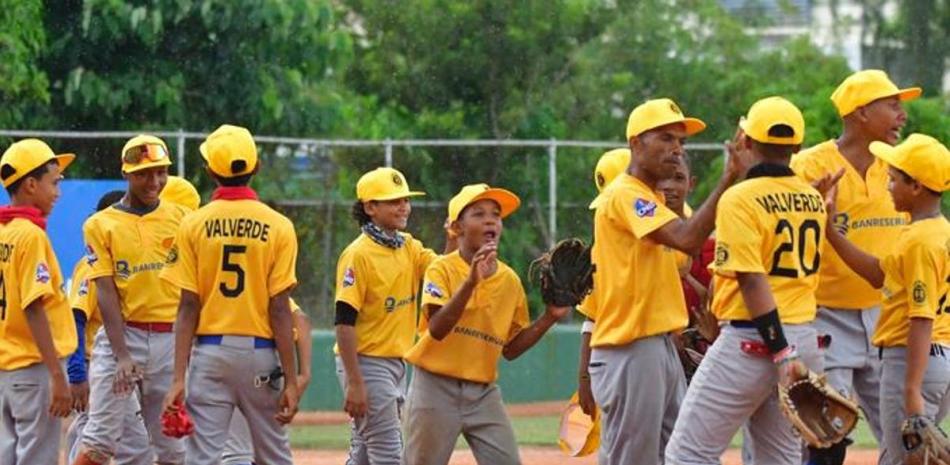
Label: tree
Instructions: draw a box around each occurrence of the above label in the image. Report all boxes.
[0,0,50,129]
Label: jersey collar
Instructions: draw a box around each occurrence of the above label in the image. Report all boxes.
[746,163,795,179]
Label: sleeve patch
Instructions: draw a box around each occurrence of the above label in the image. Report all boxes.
[342,267,356,287]
[35,263,50,284]
[84,245,98,266]
[423,282,444,299]
[634,198,657,218]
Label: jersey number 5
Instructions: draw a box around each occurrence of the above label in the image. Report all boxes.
[770,219,821,278]
[220,245,247,298]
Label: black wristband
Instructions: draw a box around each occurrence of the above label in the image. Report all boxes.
[334,301,358,326]
[752,309,788,354]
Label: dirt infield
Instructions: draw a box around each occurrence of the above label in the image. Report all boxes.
[292,447,881,464]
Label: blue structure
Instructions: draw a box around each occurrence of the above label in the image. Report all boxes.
[0,179,126,274]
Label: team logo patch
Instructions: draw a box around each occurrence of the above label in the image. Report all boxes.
[165,245,179,264]
[669,101,682,115]
[714,243,730,266]
[832,212,850,235]
[596,172,606,189]
[116,260,131,279]
[78,279,89,297]
[161,237,175,249]
[35,263,50,284]
[392,173,403,186]
[913,280,927,305]
[423,282,444,299]
[84,245,98,266]
[342,267,356,287]
[634,198,657,218]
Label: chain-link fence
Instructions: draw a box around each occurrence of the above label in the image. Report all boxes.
[0,130,725,327]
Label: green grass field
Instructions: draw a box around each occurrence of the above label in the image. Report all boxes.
[289,415,887,450]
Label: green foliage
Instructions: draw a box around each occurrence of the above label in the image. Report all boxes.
[0,0,49,128]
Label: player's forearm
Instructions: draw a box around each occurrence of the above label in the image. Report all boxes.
[94,276,132,360]
[294,311,313,378]
[502,309,560,360]
[679,175,732,253]
[578,330,593,378]
[904,318,933,414]
[427,279,476,340]
[269,292,299,389]
[172,291,201,384]
[825,228,884,288]
[24,299,66,381]
[736,272,778,318]
[335,325,364,385]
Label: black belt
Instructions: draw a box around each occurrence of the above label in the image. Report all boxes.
[878,344,946,359]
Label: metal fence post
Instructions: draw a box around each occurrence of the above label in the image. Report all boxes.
[176,129,186,177]
[547,140,557,248]
[384,139,393,167]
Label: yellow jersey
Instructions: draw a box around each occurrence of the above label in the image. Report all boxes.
[334,233,438,358]
[82,202,188,323]
[404,251,529,383]
[0,219,77,370]
[711,165,826,324]
[160,198,297,338]
[589,173,686,347]
[791,141,907,309]
[873,217,950,347]
[69,259,102,357]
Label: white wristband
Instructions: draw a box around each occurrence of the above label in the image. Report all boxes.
[581,320,595,334]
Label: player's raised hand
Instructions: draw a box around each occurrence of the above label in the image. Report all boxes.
[824,184,840,236]
[812,168,845,197]
[276,382,300,424]
[113,356,143,396]
[723,128,754,182]
[49,373,72,418]
[468,242,498,283]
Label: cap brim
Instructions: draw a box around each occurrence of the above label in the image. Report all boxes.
[683,117,707,136]
[199,142,209,161]
[471,188,521,218]
[897,87,922,102]
[868,141,903,171]
[123,158,172,174]
[56,154,75,173]
[367,191,426,201]
[588,193,606,210]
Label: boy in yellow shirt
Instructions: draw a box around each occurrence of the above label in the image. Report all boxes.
[0,139,77,465]
[790,70,920,462]
[823,134,950,465]
[334,167,450,465]
[403,183,570,465]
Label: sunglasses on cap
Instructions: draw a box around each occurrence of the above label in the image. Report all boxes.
[123,144,169,165]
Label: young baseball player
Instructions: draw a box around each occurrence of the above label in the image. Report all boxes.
[587,98,746,465]
[0,139,77,465]
[402,183,570,465]
[65,189,152,465]
[160,124,300,465]
[576,148,629,418]
[665,97,828,465]
[72,135,188,465]
[822,134,950,465]
[790,69,919,462]
[334,166,449,465]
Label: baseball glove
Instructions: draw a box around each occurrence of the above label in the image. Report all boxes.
[777,370,860,448]
[161,401,195,438]
[902,414,950,465]
[529,238,594,307]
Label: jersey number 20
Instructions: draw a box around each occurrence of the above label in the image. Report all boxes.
[770,219,821,278]
[220,245,247,297]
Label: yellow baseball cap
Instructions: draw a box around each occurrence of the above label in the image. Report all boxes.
[200,124,258,178]
[831,70,921,117]
[0,139,75,188]
[448,183,521,222]
[160,176,201,211]
[558,392,600,457]
[594,148,630,193]
[869,133,950,193]
[121,135,172,174]
[626,98,706,140]
[739,96,805,145]
[356,167,424,202]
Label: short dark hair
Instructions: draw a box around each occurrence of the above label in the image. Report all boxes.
[4,160,57,195]
[895,168,940,197]
[97,190,125,211]
[207,163,253,187]
[751,126,799,159]
[351,200,372,226]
